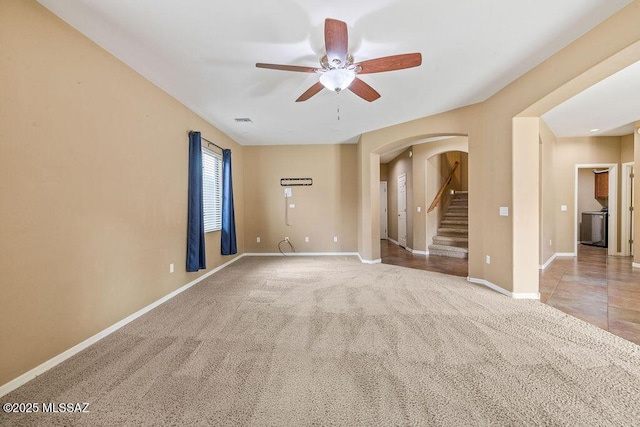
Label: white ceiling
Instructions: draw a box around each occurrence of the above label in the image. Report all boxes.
[542,59,640,137]
[37,0,633,145]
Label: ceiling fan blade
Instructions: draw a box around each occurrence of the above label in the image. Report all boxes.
[325,19,348,64]
[256,63,318,73]
[356,53,422,74]
[349,78,381,102]
[296,82,325,102]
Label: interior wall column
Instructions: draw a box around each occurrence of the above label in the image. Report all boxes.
[357,141,382,262]
[512,117,540,295]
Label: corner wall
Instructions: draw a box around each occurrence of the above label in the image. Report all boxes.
[0,0,244,386]
[242,144,358,253]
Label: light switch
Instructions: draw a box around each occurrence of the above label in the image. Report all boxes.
[289,204,295,208]
[499,207,508,216]
[417,206,421,213]
[561,205,567,211]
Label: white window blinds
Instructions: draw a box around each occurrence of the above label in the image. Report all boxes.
[202,146,222,232]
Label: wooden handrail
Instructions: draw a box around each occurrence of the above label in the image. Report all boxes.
[427,161,459,213]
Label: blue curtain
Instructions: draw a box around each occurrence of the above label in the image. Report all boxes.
[221,149,237,255]
[186,131,206,272]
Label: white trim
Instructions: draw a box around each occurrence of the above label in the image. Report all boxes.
[539,253,557,270]
[357,253,382,264]
[245,252,359,257]
[621,162,634,257]
[539,252,576,270]
[556,252,576,257]
[633,262,640,269]
[0,254,246,398]
[467,277,540,300]
[574,164,618,257]
[412,250,428,255]
[388,237,399,245]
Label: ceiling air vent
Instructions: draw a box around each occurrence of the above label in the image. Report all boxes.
[234,118,253,123]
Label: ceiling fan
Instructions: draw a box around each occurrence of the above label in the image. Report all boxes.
[256,19,422,102]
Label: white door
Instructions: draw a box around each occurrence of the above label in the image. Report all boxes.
[622,163,635,256]
[380,181,388,239]
[631,165,635,256]
[398,174,407,248]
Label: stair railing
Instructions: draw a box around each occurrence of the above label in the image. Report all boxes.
[427,161,460,213]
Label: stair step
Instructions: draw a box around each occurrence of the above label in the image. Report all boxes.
[454,191,468,195]
[433,235,468,247]
[441,219,468,226]
[438,227,469,236]
[444,212,468,218]
[428,244,468,259]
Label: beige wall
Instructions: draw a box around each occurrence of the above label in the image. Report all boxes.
[621,134,634,163]
[243,144,357,253]
[0,0,244,386]
[539,120,556,265]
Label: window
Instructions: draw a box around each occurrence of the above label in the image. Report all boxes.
[202,146,222,232]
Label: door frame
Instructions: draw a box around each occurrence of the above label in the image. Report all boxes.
[621,162,635,257]
[574,163,618,256]
[397,173,407,248]
[380,181,388,240]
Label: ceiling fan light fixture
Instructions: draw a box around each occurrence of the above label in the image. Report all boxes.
[319,68,356,92]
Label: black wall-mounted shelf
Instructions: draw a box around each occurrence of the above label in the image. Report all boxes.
[280,178,313,186]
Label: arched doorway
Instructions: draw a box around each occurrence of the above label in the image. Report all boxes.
[378,136,470,276]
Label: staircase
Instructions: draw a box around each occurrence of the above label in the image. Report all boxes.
[428,191,468,259]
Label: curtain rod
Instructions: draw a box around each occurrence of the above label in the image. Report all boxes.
[188,130,224,152]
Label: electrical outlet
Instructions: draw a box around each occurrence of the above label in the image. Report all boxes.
[289,204,295,208]
[305,237,309,242]
[169,263,174,273]
[549,239,552,246]
[333,236,338,242]
[486,255,491,264]
[256,237,260,243]
[285,237,289,241]
[284,188,292,198]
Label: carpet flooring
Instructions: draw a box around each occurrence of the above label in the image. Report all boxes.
[2,256,639,426]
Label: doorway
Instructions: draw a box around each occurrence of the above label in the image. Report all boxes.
[574,164,618,256]
[398,174,407,248]
[380,181,388,240]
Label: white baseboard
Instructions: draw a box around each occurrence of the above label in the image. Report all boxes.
[540,252,576,269]
[633,262,640,269]
[412,250,428,255]
[0,254,245,399]
[388,238,399,245]
[245,252,359,257]
[358,253,382,264]
[539,254,557,270]
[467,277,540,300]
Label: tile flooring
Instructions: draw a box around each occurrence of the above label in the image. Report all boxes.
[381,239,640,345]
